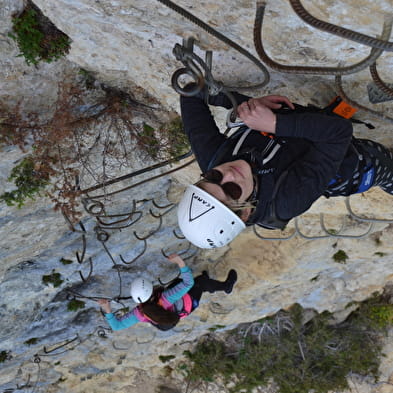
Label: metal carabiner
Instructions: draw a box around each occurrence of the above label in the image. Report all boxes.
[226,108,246,128]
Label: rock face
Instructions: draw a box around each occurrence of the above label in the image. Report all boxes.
[1,0,393,392]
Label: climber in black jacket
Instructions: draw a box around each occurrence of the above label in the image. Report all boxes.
[177,88,393,248]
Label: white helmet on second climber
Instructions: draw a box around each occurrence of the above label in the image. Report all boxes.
[177,185,245,249]
[130,277,153,303]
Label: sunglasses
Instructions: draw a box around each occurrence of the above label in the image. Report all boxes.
[201,169,242,200]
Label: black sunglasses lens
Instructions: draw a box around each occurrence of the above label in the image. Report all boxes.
[202,170,242,200]
[222,182,242,200]
[203,169,223,183]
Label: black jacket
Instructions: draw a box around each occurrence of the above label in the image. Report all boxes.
[180,91,357,228]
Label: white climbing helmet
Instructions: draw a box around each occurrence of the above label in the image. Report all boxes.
[177,184,245,249]
[130,277,153,303]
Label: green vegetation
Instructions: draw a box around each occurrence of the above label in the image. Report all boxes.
[60,257,73,265]
[42,271,63,288]
[164,116,190,158]
[8,2,71,65]
[67,299,85,312]
[0,156,50,207]
[139,123,160,159]
[180,300,392,393]
[332,249,348,263]
[355,293,393,329]
[0,350,10,363]
[78,68,96,89]
[137,117,190,160]
[374,252,386,257]
[159,355,176,363]
[208,324,226,332]
[24,337,38,346]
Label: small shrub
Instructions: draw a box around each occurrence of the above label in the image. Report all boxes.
[0,156,51,207]
[374,252,386,257]
[136,117,190,161]
[182,302,387,393]
[0,350,11,363]
[78,68,96,89]
[67,299,85,312]
[208,324,226,332]
[332,249,348,263]
[183,339,229,383]
[60,257,73,265]
[24,337,38,346]
[138,123,160,159]
[374,236,382,246]
[163,116,190,158]
[8,1,71,65]
[42,271,63,288]
[354,293,393,329]
[159,355,176,363]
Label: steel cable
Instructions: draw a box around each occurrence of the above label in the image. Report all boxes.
[156,0,270,88]
[369,63,393,99]
[290,0,393,51]
[254,2,393,75]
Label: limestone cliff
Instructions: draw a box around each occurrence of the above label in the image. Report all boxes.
[0,0,393,392]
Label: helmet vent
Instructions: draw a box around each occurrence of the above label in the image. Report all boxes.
[231,221,235,225]
[219,230,224,234]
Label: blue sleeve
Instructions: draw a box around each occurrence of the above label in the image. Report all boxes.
[162,266,194,304]
[104,309,140,331]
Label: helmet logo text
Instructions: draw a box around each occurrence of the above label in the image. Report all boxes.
[188,193,215,222]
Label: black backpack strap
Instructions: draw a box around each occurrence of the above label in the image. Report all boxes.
[248,168,291,230]
[257,169,290,230]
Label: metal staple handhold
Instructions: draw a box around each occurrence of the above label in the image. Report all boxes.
[149,206,175,219]
[76,233,87,264]
[173,228,185,239]
[345,196,393,223]
[42,336,80,355]
[79,257,94,282]
[95,211,143,230]
[152,199,174,209]
[134,215,163,240]
[100,240,118,266]
[112,342,130,351]
[120,237,147,264]
[319,213,374,239]
[161,242,192,258]
[253,225,296,241]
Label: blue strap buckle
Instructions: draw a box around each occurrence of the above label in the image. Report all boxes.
[357,167,375,193]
